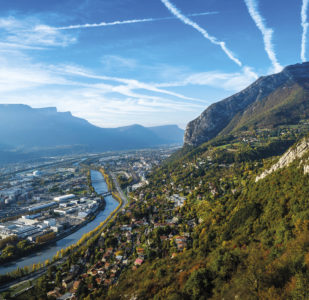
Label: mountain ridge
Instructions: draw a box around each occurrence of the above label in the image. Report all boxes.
[184,62,309,147]
[0,104,184,163]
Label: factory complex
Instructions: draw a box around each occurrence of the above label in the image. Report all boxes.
[0,193,103,243]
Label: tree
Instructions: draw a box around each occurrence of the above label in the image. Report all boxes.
[183,268,213,300]
[2,245,15,258]
[2,291,11,299]
[37,275,49,294]
[55,270,62,287]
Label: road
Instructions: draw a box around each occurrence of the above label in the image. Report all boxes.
[0,259,63,293]
[110,172,129,208]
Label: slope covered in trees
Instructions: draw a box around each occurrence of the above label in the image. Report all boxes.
[104,136,309,299]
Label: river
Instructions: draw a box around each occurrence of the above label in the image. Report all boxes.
[0,170,119,275]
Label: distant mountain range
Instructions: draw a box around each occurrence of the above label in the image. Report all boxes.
[0,104,184,163]
[185,62,309,146]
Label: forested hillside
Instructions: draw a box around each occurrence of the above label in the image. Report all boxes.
[104,135,309,299]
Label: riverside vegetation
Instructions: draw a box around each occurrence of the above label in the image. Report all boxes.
[0,169,112,287]
[0,168,100,270]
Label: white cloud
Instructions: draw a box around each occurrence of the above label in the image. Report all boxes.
[0,45,260,127]
[0,56,260,127]
[160,0,242,66]
[0,16,76,49]
[244,0,282,73]
[58,65,205,103]
[101,55,137,70]
[1,84,204,128]
[0,42,44,50]
[156,67,258,92]
[0,49,207,127]
[301,0,309,62]
[0,55,70,93]
[0,11,258,129]
[0,45,205,104]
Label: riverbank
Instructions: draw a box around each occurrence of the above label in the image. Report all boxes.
[0,170,117,279]
[0,169,126,297]
[0,170,107,267]
[1,169,128,298]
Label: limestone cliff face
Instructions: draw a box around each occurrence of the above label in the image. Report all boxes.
[184,62,309,147]
[256,138,309,181]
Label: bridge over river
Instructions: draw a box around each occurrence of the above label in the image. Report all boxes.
[102,192,112,197]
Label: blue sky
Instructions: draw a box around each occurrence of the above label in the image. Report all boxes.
[0,0,307,128]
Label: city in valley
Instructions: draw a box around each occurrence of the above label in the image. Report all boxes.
[0,146,179,290]
[1,0,309,298]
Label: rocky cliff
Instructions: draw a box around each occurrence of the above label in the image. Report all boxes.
[184,62,309,146]
[256,137,309,181]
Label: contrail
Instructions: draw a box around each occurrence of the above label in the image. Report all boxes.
[301,0,309,62]
[52,12,217,30]
[61,66,206,103]
[160,0,242,66]
[244,0,282,72]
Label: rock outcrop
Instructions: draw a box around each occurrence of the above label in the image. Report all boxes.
[256,137,309,181]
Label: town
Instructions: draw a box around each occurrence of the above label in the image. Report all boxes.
[42,147,197,299]
[0,146,179,284]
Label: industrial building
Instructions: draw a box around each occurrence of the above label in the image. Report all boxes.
[54,194,75,203]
